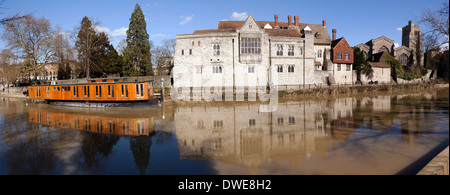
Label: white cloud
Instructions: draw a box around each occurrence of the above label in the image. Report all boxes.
[394,43,400,48]
[396,27,402,31]
[179,15,194,25]
[94,25,110,34]
[150,33,166,38]
[111,27,128,37]
[230,12,248,21]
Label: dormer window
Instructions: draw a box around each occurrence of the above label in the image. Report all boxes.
[315,33,321,39]
[249,25,252,29]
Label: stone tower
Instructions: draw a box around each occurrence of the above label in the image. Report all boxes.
[402,20,423,66]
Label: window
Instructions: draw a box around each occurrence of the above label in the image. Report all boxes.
[213,44,220,56]
[212,66,222,73]
[108,85,111,97]
[112,85,114,97]
[249,119,256,127]
[317,49,322,58]
[299,47,303,55]
[181,50,184,55]
[289,117,295,125]
[240,37,261,54]
[195,66,202,74]
[277,117,284,126]
[189,49,192,55]
[399,54,408,65]
[337,52,342,60]
[288,45,294,56]
[345,53,350,60]
[277,65,283,73]
[136,84,140,98]
[276,44,283,56]
[196,120,205,129]
[288,65,294,73]
[140,84,143,97]
[87,86,90,97]
[125,85,128,97]
[378,46,389,53]
[337,64,341,71]
[248,66,255,73]
[316,34,321,39]
[346,64,351,71]
[213,120,223,128]
[192,41,194,46]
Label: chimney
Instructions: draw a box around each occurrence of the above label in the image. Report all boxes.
[294,16,299,26]
[288,15,292,26]
[322,20,326,27]
[332,29,336,41]
[274,14,279,26]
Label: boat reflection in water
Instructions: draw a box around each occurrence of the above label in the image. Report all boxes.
[28,108,155,137]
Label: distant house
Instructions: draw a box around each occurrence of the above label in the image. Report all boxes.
[363,52,392,84]
[330,35,354,85]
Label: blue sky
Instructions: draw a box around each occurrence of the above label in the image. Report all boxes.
[0,0,446,49]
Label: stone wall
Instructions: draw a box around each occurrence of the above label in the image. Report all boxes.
[417,146,449,175]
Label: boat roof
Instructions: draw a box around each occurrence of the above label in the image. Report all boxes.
[30,80,154,87]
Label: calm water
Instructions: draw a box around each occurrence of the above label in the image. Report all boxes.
[0,88,448,175]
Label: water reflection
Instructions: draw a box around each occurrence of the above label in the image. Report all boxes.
[0,89,448,174]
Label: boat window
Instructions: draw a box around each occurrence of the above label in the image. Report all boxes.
[108,85,111,97]
[121,85,124,97]
[140,84,144,97]
[136,84,139,97]
[88,86,90,97]
[74,86,76,97]
[96,86,98,97]
[76,86,79,97]
[99,86,102,97]
[112,85,114,97]
[84,86,87,97]
[126,85,128,97]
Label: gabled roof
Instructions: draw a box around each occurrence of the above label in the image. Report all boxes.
[367,52,391,68]
[216,18,331,44]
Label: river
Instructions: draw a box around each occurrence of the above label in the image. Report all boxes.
[0,88,448,175]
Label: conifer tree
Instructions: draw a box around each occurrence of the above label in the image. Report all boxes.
[123,3,153,77]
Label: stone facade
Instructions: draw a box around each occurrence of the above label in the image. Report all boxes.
[173,14,353,95]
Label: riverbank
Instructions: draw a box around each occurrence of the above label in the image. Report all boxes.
[164,82,449,106]
[417,146,449,175]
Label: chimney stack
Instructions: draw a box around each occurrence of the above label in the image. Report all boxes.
[288,15,292,26]
[332,29,336,41]
[274,14,279,26]
[323,20,326,27]
[294,16,299,26]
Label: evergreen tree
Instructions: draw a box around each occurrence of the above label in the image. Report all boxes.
[123,3,153,77]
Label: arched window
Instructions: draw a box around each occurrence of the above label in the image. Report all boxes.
[378,46,389,54]
[399,54,408,65]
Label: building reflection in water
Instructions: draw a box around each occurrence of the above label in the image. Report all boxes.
[173,93,438,174]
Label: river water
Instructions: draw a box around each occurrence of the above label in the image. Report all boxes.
[0,88,448,175]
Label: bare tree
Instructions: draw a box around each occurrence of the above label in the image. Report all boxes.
[1,14,55,81]
[0,0,30,26]
[420,2,449,48]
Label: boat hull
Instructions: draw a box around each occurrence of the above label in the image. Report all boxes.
[46,98,159,108]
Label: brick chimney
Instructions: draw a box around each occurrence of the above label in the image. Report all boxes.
[274,14,279,26]
[288,15,292,26]
[294,16,299,26]
[332,29,336,41]
[322,20,326,27]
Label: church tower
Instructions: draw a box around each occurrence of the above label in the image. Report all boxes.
[402,20,423,66]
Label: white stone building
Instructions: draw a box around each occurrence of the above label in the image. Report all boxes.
[173,14,352,96]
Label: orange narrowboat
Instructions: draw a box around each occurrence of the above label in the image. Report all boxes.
[28,78,156,108]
